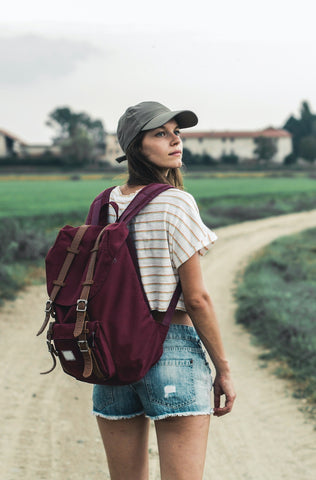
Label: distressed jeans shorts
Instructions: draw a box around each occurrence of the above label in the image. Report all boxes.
[92,324,213,421]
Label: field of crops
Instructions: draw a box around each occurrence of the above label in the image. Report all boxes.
[1,172,316,218]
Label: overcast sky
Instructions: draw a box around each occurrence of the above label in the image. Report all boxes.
[1,0,315,143]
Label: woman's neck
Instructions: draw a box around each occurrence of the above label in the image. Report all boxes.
[120,184,145,195]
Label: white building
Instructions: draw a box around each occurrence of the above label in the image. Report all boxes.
[103,128,292,166]
[103,133,124,166]
[0,128,61,159]
[1,126,292,166]
[181,128,292,163]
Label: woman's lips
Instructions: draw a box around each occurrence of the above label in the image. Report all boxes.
[169,150,182,156]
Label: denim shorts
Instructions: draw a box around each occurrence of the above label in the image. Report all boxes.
[92,324,213,421]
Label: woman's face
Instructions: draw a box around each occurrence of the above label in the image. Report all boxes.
[140,119,183,172]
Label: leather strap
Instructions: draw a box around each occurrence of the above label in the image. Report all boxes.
[77,327,94,378]
[73,223,110,338]
[37,224,90,336]
[72,225,111,377]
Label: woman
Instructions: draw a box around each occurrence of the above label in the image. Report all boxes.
[92,101,236,480]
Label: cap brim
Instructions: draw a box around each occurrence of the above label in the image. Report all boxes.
[116,154,127,163]
[141,109,198,131]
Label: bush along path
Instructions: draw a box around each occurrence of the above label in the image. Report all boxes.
[0,210,316,480]
[235,227,316,407]
[0,213,85,306]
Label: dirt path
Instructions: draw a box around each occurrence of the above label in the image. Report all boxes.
[1,210,316,480]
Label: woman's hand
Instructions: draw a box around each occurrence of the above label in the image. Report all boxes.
[213,373,236,417]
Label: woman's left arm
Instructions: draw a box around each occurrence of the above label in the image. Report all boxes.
[178,252,236,417]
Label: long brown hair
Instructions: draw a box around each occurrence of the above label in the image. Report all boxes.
[126,131,184,189]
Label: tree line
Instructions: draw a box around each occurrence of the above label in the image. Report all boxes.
[2,102,316,168]
[47,101,316,166]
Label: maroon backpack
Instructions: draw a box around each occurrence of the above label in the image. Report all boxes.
[37,183,181,385]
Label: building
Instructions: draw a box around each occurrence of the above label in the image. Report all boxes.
[0,128,61,160]
[0,129,26,157]
[181,128,292,163]
[103,128,292,166]
[103,133,124,166]
[1,126,292,166]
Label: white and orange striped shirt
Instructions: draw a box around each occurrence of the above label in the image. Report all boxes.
[109,186,217,312]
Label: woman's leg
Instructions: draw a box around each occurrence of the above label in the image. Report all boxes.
[96,415,150,480]
[155,414,210,480]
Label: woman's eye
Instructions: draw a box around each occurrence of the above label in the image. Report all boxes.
[175,130,181,136]
[155,131,165,137]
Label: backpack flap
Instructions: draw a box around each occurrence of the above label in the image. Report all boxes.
[46,222,130,307]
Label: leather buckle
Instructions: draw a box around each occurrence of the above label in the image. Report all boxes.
[76,299,88,312]
[78,340,89,353]
[45,300,53,313]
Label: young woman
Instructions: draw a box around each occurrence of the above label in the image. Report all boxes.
[92,101,236,480]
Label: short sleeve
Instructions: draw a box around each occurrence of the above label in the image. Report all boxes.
[167,190,217,269]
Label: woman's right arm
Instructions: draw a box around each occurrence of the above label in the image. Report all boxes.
[178,252,236,417]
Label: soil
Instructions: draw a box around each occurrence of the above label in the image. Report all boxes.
[1,210,316,480]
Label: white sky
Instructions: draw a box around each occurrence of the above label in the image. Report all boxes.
[1,0,315,143]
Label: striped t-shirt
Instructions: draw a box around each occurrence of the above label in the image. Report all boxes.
[109,186,217,312]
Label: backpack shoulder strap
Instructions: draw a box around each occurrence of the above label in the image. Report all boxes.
[85,186,116,225]
[119,183,173,224]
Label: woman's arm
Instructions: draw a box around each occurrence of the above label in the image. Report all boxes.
[178,253,236,417]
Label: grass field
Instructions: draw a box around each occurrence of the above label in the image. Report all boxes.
[1,173,316,218]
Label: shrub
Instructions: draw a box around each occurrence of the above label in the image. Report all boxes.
[283,153,297,165]
[221,153,239,164]
[0,218,51,263]
[235,228,316,402]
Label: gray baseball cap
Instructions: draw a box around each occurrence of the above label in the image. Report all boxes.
[116,101,198,163]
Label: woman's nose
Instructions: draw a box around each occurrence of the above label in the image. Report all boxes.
[170,132,180,144]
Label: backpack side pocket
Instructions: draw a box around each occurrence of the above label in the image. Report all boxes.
[52,321,115,383]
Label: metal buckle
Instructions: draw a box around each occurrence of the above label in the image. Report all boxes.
[78,340,89,353]
[45,300,53,313]
[76,299,88,312]
[46,340,58,356]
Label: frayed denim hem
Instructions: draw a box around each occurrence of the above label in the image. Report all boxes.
[92,409,214,421]
[92,410,145,420]
[145,409,214,421]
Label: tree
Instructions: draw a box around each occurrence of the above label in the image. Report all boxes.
[299,136,316,162]
[283,101,316,160]
[254,136,277,161]
[221,153,239,165]
[182,148,215,166]
[46,107,106,166]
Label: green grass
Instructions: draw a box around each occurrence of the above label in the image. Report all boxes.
[235,228,316,407]
[0,178,116,218]
[1,174,315,218]
[184,176,316,200]
[199,191,316,228]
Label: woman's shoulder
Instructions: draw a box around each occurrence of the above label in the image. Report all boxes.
[157,187,198,211]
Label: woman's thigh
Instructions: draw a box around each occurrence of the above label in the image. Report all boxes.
[155,414,210,480]
[96,415,150,480]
